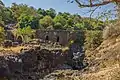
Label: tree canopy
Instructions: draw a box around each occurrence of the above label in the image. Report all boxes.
[0,0,107,31]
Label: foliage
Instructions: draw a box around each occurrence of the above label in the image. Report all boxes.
[54,22,63,30]
[0,17,4,27]
[58,12,71,20]
[85,30,103,50]
[53,15,66,27]
[18,14,39,29]
[0,1,105,31]
[37,8,56,18]
[11,3,37,21]
[40,16,53,29]
[37,8,46,16]
[0,27,5,43]
[75,23,85,30]
[67,18,74,26]
[15,26,34,43]
[0,1,14,25]
[0,1,107,47]
[46,8,56,18]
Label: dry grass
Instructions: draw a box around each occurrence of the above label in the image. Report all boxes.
[0,46,25,53]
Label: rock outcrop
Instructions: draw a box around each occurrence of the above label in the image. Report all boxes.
[43,37,120,80]
[0,46,68,80]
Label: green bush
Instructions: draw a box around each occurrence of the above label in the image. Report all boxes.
[85,30,103,50]
[0,27,5,43]
[15,26,35,43]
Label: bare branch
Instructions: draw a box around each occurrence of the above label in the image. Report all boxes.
[90,6,100,19]
[75,0,117,8]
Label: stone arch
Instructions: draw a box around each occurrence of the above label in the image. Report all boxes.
[17,36,23,44]
[45,35,49,41]
[56,36,59,42]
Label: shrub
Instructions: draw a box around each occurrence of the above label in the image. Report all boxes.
[54,22,63,30]
[15,26,35,43]
[103,22,120,39]
[85,30,103,50]
[0,27,5,43]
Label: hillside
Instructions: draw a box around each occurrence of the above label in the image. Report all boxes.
[83,36,120,80]
[43,36,120,80]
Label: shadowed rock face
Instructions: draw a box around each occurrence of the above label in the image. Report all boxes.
[67,43,86,70]
[0,47,67,80]
[0,42,86,80]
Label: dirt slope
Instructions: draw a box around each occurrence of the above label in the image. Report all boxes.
[43,37,120,80]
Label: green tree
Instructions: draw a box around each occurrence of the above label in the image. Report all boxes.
[40,16,53,29]
[53,15,66,27]
[85,30,103,50]
[46,8,56,18]
[11,3,38,21]
[37,8,46,17]
[0,1,14,25]
[54,22,63,30]
[2,8,15,24]
[58,12,71,20]
[0,16,4,27]
[18,14,39,29]
[75,23,85,30]
[15,26,34,43]
[67,18,74,26]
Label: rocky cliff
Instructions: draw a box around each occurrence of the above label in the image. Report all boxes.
[0,46,70,80]
[43,37,120,80]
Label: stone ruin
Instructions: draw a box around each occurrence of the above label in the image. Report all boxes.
[36,30,79,46]
[4,29,83,47]
[0,29,86,80]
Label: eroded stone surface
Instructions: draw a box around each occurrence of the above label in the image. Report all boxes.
[0,47,67,80]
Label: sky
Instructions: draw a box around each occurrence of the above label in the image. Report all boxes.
[2,0,117,19]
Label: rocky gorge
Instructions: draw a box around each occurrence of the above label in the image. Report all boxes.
[0,42,85,80]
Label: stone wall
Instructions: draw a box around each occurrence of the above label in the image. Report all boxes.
[5,30,83,46]
[36,30,80,46]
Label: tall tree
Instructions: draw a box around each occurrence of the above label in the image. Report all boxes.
[37,8,46,16]
[11,3,38,21]
[40,16,53,29]
[53,15,66,27]
[18,14,39,29]
[46,8,56,18]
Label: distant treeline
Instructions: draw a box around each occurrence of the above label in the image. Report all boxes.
[0,1,105,30]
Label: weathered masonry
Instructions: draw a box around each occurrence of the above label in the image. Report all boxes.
[36,30,82,46]
[5,29,83,46]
